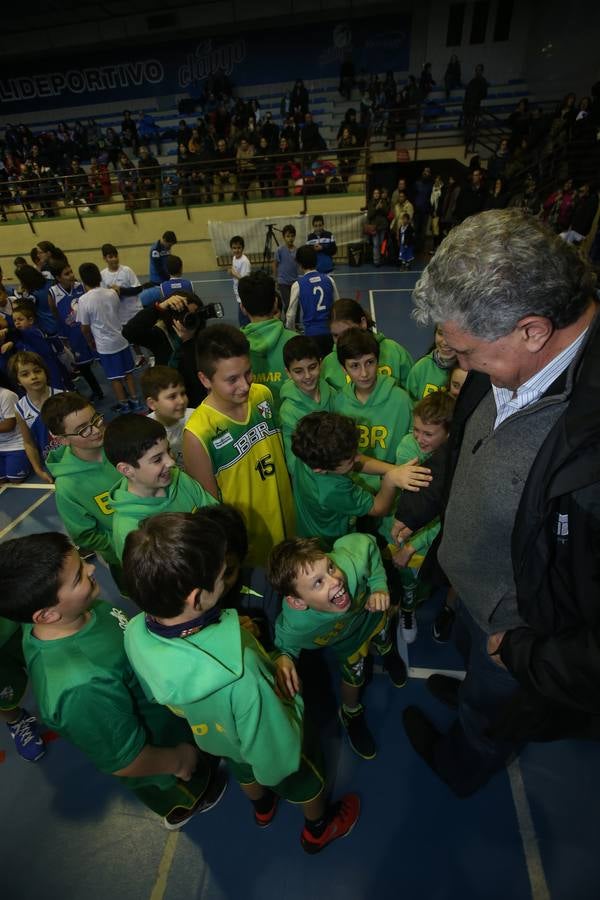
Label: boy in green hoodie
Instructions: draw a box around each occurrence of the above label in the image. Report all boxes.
[279,335,337,472]
[43,392,121,579]
[333,329,413,493]
[238,271,297,411]
[269,533,407,760]
[405,325,457,403]
[291,411,431,546]
[103,414,217,559]
[122,511,360,853]
[0,532,226,829]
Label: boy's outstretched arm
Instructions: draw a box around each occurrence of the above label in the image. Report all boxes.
[183,430,219,498]
[273,654,301,698]
[114,742,199,781]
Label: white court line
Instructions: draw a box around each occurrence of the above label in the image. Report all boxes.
[0,491,54,540]
[1,482,55,490]
[368,290,377,331]
[150,832,180,900]
[369,288,414,292]
[507,759,551,900]
[191,270,422,285]
[409,666,466,680]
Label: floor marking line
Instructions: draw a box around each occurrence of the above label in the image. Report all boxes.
[191,270,423,285]
[150,831,180,900]
[507,759,551,900]
[409,666,466,680]
[1,482,56,490]
[368,289,377,331]
[0,491,53,539]
[368,288,414,292]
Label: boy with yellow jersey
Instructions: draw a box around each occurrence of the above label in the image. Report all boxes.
[184,325,295,567]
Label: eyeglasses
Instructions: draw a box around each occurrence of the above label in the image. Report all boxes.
[62,413,104,439]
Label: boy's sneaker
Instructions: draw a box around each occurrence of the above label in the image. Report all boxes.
[300,793,361,855]
[338,705,376,760]
[7,709,46,762]
[112,401,130,413]
[163,765,228,830]
[254,790,279,828]
[432,605,455,643]
[127,398,146,412]
[400,610,418,644]
[381,647,408,688]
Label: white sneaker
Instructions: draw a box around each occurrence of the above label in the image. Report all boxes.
[401,610,418,644]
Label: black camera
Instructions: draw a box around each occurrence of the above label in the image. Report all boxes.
[177,301,224,331]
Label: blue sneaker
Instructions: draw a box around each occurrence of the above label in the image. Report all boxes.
[7,709,46,762]
[127,398,145,412]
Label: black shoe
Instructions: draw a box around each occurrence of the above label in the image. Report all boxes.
[163,764,228,830]
[381,648,408,688]
[432,605,455,643]
[427,674,460,709]
[339,705,377,759]
[402,706,441,770]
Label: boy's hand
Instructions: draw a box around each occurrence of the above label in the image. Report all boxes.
[366,591,390,612]
[386,458,431,492]
[275,654,301,698]
[1,341,14,354]
[391,519,413,544]
[173,742,200,781]
[159,295,187,312]
[391,544,415,568]
[238,614,261,638]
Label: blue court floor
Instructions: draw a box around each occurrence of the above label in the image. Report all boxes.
[1,264,598,900]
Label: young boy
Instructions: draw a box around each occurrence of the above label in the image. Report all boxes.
[0,384,30,483]
[230,235,251,326]
[238,271,297,410]
[386,392,454,643]
[272,224,298,315]
[0,533,225,828]
[141,365,194,468]
[77,263,143,412]
[43,392,121,577]
[139,254,194,309]
[306,215,337,274]
[269,532,407,760]
[183,324,295,567]
[149,231,177,285]
[100,243,142,328]
[104,413,217,559]
[279,335,337,470]
[122,511,359,852]
[333,329,412,492]
[285,245,339,357]
[6,299,69,389]
[291,411,431,546]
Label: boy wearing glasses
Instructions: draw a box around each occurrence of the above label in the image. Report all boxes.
[43,392,122,582]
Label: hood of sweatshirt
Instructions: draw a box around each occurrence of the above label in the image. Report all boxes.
[46,445,118,481]
[340,372,397,409]
[125,607,243,706]
[279,376,334,410]
[109,465,184,517]
[243,318,287,356]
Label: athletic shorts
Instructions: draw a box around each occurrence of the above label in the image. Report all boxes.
[338,612,391,687]
[0,448,31,482]
[98,346,135,380]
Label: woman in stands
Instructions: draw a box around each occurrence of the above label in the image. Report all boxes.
[116,152,138,212]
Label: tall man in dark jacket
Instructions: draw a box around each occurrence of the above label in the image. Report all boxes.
[400,209,600,796]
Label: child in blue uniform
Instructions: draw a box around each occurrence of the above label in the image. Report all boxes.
[306,215,337,273]
[285,245,338,356]
[10,351,61,483]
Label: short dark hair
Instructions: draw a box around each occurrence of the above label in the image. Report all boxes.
[413,391,455,428]
[13,256,27,271]
[282,224,296,237]
[8,350,50,385]
[283,335,322,368]
[336,328,380,366]
[166,254,183,277]
[238,271,277,316]
[78,262,102,289]
[0,532,72,621]
[103,413,166,468]
[268,537,326,596]
[163,230,177,244]
[140,365,184,401]
[230,235,245,249]
[295,245,318,271]
[13,299,37,320]
[41,391,92,435]
[122,512,227,618]
[195,324,250,379]
[17,264,46,292]
[292,411,358,470]
[101,243,118,257]
[312,215,324,225]
[195,503,248,564]
[330,297,373,328]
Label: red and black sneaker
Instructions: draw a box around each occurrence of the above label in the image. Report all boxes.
[300,793,361,855]
[254,790,279,828]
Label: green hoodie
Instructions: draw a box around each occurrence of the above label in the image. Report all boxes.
[242,318,297,411]
[279,376,336,473]
[45,446,120,566]
[321,332,414,391]
[333,374,412,492]
[124,608,305,788]
[110,466,217,559]
[292,461,374,546]
[380,432,440,553]
[274,533,388,662]
[405,352,450,403]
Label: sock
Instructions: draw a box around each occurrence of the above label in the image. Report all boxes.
[251,790,275,815]
[304,814,328,837]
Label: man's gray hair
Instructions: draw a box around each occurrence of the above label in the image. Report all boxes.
[412,209,595,340]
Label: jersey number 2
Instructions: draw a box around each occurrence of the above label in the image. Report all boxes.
[313,285,326,312]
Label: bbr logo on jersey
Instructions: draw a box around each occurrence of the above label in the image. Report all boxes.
[357,424,388,449]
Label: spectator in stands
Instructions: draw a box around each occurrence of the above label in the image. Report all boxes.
[64,158,90,211]
[211,138,237,202]
[273,138,296,197]
[429,174,444,252]
[413,166,434,252]
[255,136,275,199]
[281,117,300,151]
[392,190,414,229]
[85,118,102,157]
[137,146,161,207]
[138,111,161,155]
[236,137,256,201]
[120,110,138,150]
[260,112,279,152]
[507,99,532,151]
[383,71,397,107]
[72,121,88,159]
[560,183,598,244]
[103,127,121,169]
[177,120,192,148]
[486,137,511,183]
[555,93,577,140]
[188,127,203,155]
[444,54,462,99]
[419,63,435,101]
[337,108,366,146]
[508,174,541,217]
[366,187,391,267]
[453,168,486,224]
[336,127,359,189]
[289,79,310,122]
[542,178,576,233]
[503,137,531,186]
[116,152,138,211]
[485,177,509,211]
[391,177,411,206]
[462,64,488,151]
[88,157,112,202]
[300,113,326,164]
[386,88,410,147]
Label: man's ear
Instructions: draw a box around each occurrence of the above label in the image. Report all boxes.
[285,594,308,611]
[145,396,157,413]
[518,316,554,352]
[197,371,212,391]
[32,605,62,626]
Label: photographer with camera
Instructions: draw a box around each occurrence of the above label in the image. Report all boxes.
[122,290,223,406]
